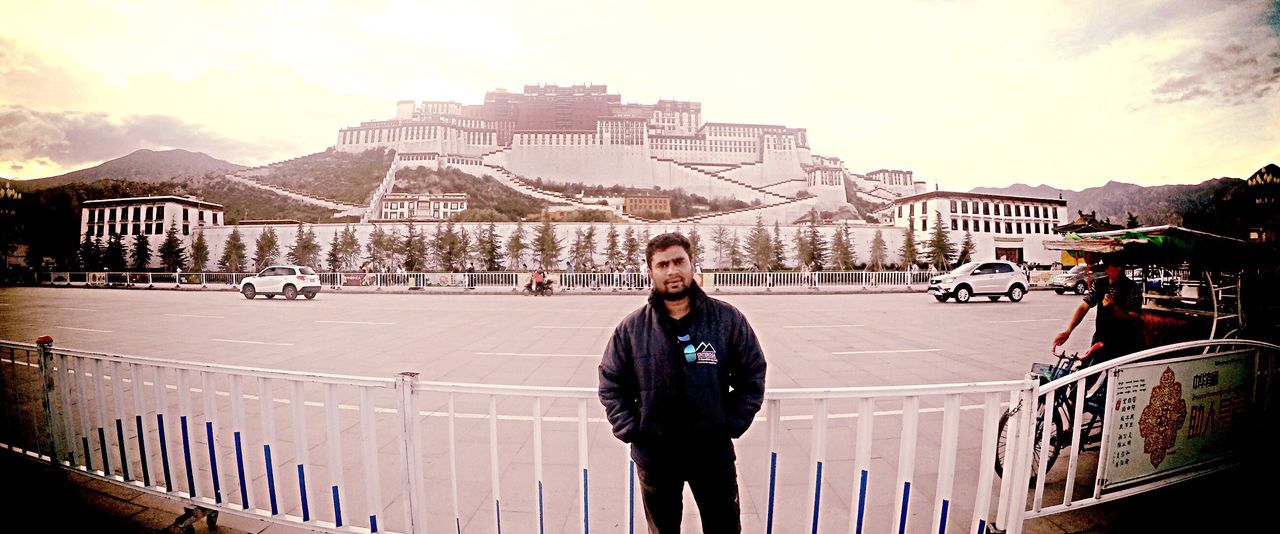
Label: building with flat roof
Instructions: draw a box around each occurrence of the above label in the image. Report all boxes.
[81,196,224,240]
[891,191,1068,264]
[623,195,671,218]
[80,196,225,269]
[378,193,468,221]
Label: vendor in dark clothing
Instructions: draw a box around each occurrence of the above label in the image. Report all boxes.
[1053,253,1145,363]
[599,233,767,534]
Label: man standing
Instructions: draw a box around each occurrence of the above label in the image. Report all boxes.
[599,233,767,534]
[1052,253,1144,363]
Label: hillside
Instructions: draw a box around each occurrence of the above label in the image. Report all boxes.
[391,166,549,220]
[10,149,245,190]
[970,177,1244,228]
[242,147,394,204]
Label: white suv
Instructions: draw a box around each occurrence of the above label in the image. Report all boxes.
[928,260,1029,303]
[238,265,322,300]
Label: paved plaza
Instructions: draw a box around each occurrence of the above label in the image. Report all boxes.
[0,287,1260,533]
[0,286,1091,386]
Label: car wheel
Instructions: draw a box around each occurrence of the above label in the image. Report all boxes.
[988,296,1001,301]
[304,291,317,300]
[1055,289,1065,295]
[1074,281,1087,295]
[934,295,948,302]
[955,286,972,303]
[283,285,298,300]
[241,285,256,299]
[1009,285,1025,302]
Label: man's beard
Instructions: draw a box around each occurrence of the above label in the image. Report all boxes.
[656,278,691,301]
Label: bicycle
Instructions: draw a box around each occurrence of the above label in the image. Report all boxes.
[994,342,1106,486]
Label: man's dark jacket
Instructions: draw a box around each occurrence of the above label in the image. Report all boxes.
[598,283,766,467]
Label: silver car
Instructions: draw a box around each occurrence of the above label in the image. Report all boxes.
[1050,263,1105,295]
[928,260,1030,303]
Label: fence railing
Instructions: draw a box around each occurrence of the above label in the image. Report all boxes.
[2,338,1043,533]
[39,270,957,292]
[1002,338,1279,532]
[4,338,1274,532]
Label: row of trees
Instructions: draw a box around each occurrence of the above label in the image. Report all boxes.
[77,221,208,272]
[79,211,980,273]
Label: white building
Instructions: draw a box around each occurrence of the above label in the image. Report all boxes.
[377,193,468,221]
[891,191,1068,265]
[81,196,224,240]
[80,196,225,268]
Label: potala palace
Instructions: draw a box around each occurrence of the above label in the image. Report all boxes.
[335,84,926,225]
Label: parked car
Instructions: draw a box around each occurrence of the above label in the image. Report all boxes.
[928,260,1029,303]
[1049,263,1105,295]
[238,265,321,300]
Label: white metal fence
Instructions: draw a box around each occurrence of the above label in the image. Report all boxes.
[1002,339,1279,531]
[38,270,947,292]
[5,338,1270,533]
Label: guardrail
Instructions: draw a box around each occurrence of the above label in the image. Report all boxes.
[1,338,1041,533]
[39,270,951,292]
[1002,339,1279,532]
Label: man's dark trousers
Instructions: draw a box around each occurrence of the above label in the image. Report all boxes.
[636,457,741,534]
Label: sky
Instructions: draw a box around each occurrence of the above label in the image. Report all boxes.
[1,0,1278,190]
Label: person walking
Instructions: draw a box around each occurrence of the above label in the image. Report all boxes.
[599,233,766,534]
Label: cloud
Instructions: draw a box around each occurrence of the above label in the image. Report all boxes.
[0,105,267,167]
[1143,1,1280,106]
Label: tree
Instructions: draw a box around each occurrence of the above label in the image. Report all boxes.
[622,227,641,267]
[831,223,855,270]
[339,225,362,271]
[534,218,561,268]
[792,227,812,268]
[569,228,587,267]
[400,223,426,271]
[711,225,730,268]
[687,225,704,265]
[924,211,956,270]
[365,225,393,271]
[806,214,828,269]
[189,232,209,272]
[956,231,976,266]
[326,230,342,272]
[104,234,128,271]
[771,222,787,270]
[745,215,773,270]
[79,231,102,271]
[218,228,247,272]
[130,233,152,271]
[898,229,919,269]
[287,223,321,268]
[252,227,280,272]
[580,225,598,270]
[477,222,504,271]
[458,225,473,268]
[506,221,528,269]
[727,230,744,269]
[604,223,622,268]
[869,230,888,271]
[158,221,187,272]
[1126,212,1140,229]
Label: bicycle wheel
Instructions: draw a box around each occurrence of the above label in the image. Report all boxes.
[994,401,1066,487]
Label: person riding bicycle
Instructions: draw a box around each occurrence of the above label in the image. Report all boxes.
[1052,252,1144,367]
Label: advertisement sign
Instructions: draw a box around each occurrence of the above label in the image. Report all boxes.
[1101,349,1255,490]
[87,272,108,286]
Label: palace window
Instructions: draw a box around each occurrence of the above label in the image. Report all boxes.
[1005,222,1013,234]
[951,218,958,230]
